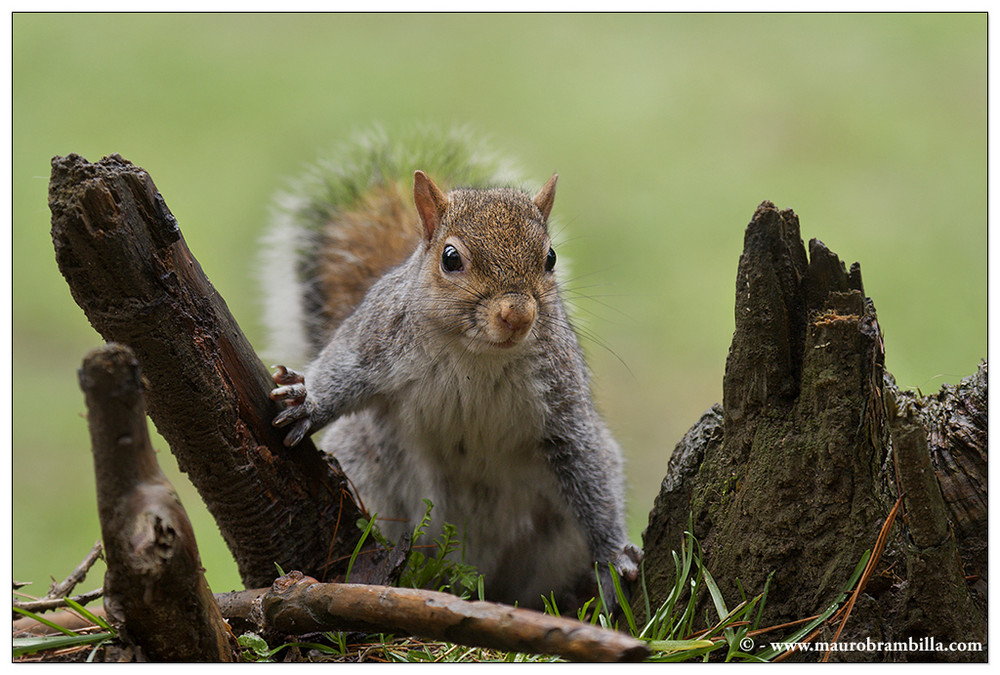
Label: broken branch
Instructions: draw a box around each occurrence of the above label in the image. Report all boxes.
[79,343,235,661]
[48,153,372,587]
[42,540,103,602]
[14,588,105,616]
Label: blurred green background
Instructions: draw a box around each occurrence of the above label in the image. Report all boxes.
[12,13,986,596]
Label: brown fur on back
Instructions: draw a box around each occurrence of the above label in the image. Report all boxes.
[317,182,420,336]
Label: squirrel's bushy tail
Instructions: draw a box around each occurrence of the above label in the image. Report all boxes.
[260,125,521,365]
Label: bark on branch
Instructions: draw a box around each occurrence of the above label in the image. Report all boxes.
[49,154,376,588]
[79,343,235,661]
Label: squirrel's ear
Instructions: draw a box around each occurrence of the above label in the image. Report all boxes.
[533,173,558,223]
[413,170,449,241]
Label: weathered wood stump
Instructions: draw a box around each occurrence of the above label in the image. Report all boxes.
[638,202,986,662]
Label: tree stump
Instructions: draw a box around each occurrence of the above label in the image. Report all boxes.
[638,202,986,662]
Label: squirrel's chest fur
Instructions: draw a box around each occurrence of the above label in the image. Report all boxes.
[320,338,590,606]
[396,346,547,465]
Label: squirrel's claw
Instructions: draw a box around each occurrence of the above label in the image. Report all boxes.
[273,400,312,446]
[283,418,312,447]
[613,544,643,582]
[271,365,308,405]
[271,364,305,386]
[273,402,309,427]
[271,364,312,445]
[271,383,307,405]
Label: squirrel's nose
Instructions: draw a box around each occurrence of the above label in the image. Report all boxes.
[498,294,537,335]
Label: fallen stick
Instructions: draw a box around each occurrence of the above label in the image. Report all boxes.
[16,572,650,662]
[222,571,650,663]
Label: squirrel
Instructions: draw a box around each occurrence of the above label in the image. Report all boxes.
[262,128,640,610]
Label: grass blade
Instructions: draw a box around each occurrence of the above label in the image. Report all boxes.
[609,564,638,636]
[701,564,728,622]
[344,513,377,583]
[755,550,872,661]
[12,606,78,637]
[13,633,114,658]
[648,638,715,652]
[62,596,115,633]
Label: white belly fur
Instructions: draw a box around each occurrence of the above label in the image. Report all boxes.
[322,347,590,607]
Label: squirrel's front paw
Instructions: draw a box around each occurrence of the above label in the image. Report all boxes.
[270,365,312,447]
[612,543,643,582]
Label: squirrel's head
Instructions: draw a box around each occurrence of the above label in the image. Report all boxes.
[413,170,560,353]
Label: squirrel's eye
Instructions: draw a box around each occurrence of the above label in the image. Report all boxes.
[545,247,557,273]
[441,244,464,272]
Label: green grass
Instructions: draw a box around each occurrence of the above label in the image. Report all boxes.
[235,523,864,663]
[229,525,782,662]
[12,13,986,599]
[13,598,117,661]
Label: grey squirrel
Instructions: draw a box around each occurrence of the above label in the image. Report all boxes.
[263,128,640,610]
